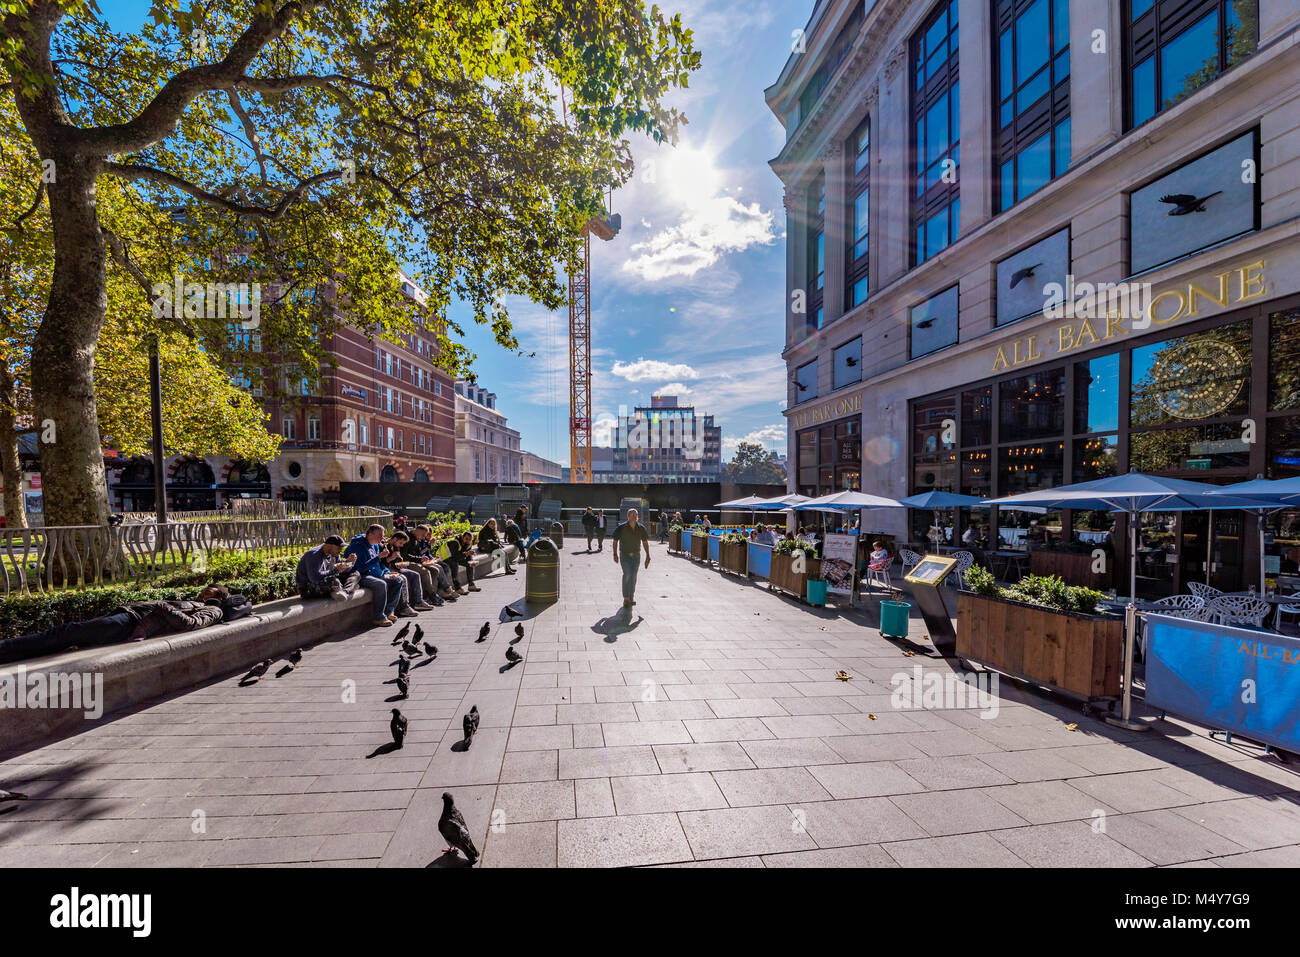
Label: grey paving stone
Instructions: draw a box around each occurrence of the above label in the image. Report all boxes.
[1069,770,1204,813]
[683,717,775,743]
[806,761,927,799]
[610,772,728,815]
[759,714,854,738]
[600,719,693,747]
[481,821,557,868]
[557,812,692,868]
[1211,845,1300,867]
[883,833,1029,867]
[652,741,756,774]
[794,797,929,847]
[740,737,845,769]
[678,804,818,859]
[992,821,1155,867]
[499,749,560,784]
[705,698,790,718]
[493,780,576,823]
[894,755,1016,791]
[893,728,1005,757]
[983,780,1117,825]
[976,748,1094,783]
[889,789,1030,837]
[1101,809,1250,865]
[506,724,574,752]
[1171,797,1300,851]
[574,777,615,817]
[652,855,766,868]
[314,832,393,861]
[571,723,605,749]
[821,734,928,764]
[712,766,835,807]
[558,746,661,780]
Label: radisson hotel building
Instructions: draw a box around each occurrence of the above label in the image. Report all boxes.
[768,0,1300,595]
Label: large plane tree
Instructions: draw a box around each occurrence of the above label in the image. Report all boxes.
[1,0,699,526]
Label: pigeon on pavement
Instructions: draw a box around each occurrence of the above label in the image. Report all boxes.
[390,708,408,748]
[462,705,479,747]
[287,648,303,669]
[423,642,437,657]
[413,624,424,644]
[438,792,479,865]
[477,622,491,642]
[0,789,29,802]
[505,646,522,664]
[396,655,410,677]
[504,605,522,618]
[401,639,422,658]
[243,659,272,682]
[513,623,524,642]
[395,622,411,642]
[396,674,410,699]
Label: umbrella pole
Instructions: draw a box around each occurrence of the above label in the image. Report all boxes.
[1205,517,1213,586]
[1259,512,1267,594]
[1107,511,1150,731]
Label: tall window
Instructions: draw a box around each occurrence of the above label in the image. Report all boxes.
[1128,0,1258,128]
[912,0,961,266]
[807,174,825,329]
[994,0,1071,212]
[846,119,870,308]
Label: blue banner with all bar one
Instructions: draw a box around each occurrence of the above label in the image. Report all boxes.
[707,535,720,563]
[747,543,771,580]
[1145,613,1300,754]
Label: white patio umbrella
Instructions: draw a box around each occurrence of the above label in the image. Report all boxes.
[1204,477,1300,592]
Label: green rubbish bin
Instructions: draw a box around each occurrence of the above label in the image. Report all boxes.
[880,600,911,638]
[526,537,559,604]
[806,579,828,606]
[550,520,564,549]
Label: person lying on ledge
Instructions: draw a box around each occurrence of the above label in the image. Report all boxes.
[0,585,247,665]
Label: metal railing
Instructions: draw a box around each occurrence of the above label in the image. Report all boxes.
[0,505,392,596]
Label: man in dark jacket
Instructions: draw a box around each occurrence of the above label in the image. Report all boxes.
[581,507,598,550]
[477,519,516,575]
[0,585,234,665]
[514,507,529,537]
[444,531,480,593]
[503,517,526,563]
[296,535,358,601]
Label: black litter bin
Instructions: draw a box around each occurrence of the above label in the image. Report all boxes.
[526,538,559,604]
[550,520,564,549]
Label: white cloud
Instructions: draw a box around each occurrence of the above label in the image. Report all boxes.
[611,358,700,382]
[592,413,618,447]
[654,381,694,398]
[621,196,775,282]
[723,423,787,453]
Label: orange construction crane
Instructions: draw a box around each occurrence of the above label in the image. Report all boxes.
[569,211,620,484]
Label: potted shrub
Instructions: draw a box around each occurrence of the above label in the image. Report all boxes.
[718,531,748,576]
[669,523,683,553]
[957,566,1122,699]
[769,538,821,600]
[689,526,711,562]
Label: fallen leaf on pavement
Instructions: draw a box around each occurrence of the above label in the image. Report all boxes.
[834,670,852,681]
[1065,723,1079,732]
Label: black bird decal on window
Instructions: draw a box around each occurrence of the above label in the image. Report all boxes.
[1009,263,1041,289]
[915,318,935,329]
[1158,191,1222,216]
[845,356,858,366]
[792,378,808,392]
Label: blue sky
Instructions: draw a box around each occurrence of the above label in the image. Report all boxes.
[103,0,800,467]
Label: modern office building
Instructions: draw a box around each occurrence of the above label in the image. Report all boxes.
[454,379,524,483]
[768,0,1300,595]
[107,272,457,508]
[522,450,564,483]
[612,394,723,483]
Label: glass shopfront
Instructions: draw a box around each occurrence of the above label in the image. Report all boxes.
[909,297,1300,596]
[797,416,862,498]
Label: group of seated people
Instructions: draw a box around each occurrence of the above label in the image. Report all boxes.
[0,517,527,664]
[298,518,524,627]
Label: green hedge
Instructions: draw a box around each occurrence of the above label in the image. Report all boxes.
[0,570,300,641]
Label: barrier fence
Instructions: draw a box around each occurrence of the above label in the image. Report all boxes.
[0,505,393,597]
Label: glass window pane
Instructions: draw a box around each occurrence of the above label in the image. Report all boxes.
[925,13,948,62]
[1016,67,1049,113]
[1160,11,1219,111]
[1000,159,1014,211]
[926,96,949,166]
[1000,98,1014,128]
[1130,423,1251,473]
[1133,57,1155,125]
[1074,434,1119,483]
[925,206,949,260]
[1132,0,1154,18]
[853,191,869,242]
[1054,116,1071,176]
[999,441,1065,495]
[1267,415,1300,480]
[962,386,992,446]
[1053,48,1070,85]
[1017,132,1051,200]
[1130,321,1251,427]
[961,449,991,497]
[1227,0,1259,67]
[1075,354,1121,434]
[910,285,959,358]
[853,275,870,306]
[999,368,1066,440]
[1270,308,1300,411]
[795,359,818,400]
[1016,0,1050,80]
[999,28,1013,100]
[833,337,862,391]
[1052,0,1069,52]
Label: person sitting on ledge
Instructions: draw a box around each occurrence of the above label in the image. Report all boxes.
[296,534,358,602]
[0,585,238,665]
[477,518,516,575]
[383,530,436,612]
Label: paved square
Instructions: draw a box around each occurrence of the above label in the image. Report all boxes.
[1,541,1298,867]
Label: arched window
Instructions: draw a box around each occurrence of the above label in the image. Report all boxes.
[380,465,398,483]
[413,469,429,482]
[174,458,215,486]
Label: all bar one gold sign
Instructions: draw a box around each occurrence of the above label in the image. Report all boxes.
[790,393,862,430]
[991,260,1267,373]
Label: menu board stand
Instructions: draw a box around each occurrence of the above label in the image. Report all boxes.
[903,554,959,656]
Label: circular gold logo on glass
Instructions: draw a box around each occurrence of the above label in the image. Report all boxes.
[1149,339,1245,420]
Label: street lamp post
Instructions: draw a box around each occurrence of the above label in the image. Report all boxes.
[149,335,168,542]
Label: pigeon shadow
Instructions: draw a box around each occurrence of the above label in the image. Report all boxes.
[413,656,436,669]
[0,804,21,816]
[365,742,403,759]
[385,693,409,703]
[498,661,521,673]
[274,665,294,679]
[450,738,473,753]
[237,677,262,688]
[426,850,474,868]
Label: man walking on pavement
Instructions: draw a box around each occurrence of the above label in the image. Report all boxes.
[596,508,609,552]
[612,507,651,612]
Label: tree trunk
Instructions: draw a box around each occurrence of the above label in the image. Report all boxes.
[0,358,29,531]
[29,157,110,528]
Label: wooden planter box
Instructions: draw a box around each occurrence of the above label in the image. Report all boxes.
[957,592,1123,699]
[718,540,748,576]
[669,529,682,553]
[1029,549,1115,589]
[769,552,822,600]
[690,534,710,562]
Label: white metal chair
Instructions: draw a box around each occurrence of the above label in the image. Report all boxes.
[865,556,893,594]
[1188,582,1224,602]
[898,548,924,574]
[950,550,974,589]
[1147,594,1205,618]
[1207,595,1271,627]
[1276,600,1300,632]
